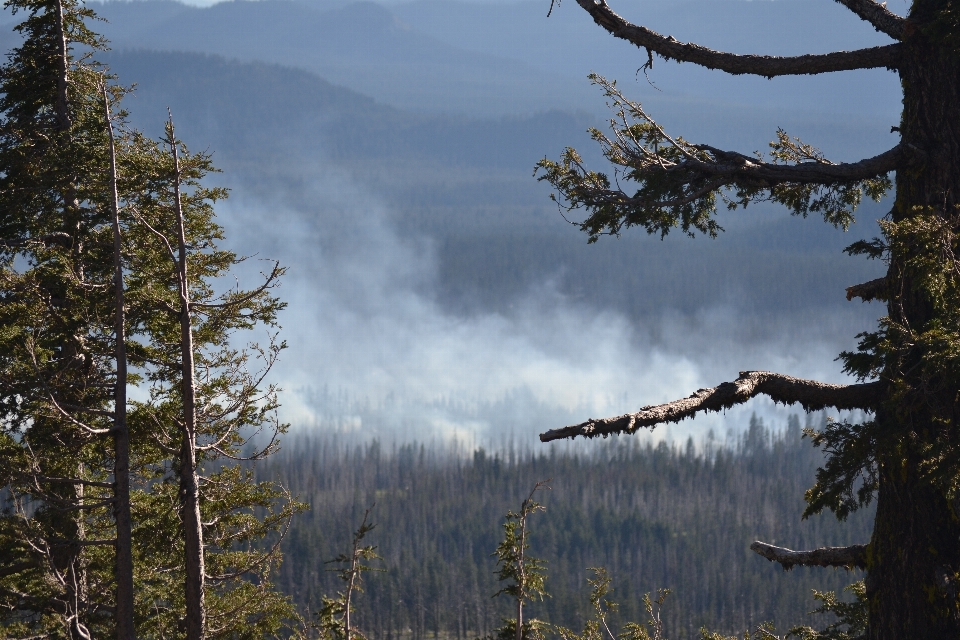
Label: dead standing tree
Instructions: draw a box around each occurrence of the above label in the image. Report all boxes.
[536,0,960,638]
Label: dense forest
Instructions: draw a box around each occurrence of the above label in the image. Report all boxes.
[259,415,873,639]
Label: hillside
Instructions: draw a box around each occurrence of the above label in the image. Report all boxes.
[258,416,873,638]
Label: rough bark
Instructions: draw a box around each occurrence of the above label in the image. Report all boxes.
[846,277,887,302]
[169,115,206,640]
[750,541,867,570]
[102,86,134,640]
[832,0,906,40]
[539,371,882,442]
[866,3,960,635]
[573,0,902,77]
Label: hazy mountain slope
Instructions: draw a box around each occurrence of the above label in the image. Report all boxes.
[105,48,883,345]
[93,0,596,115]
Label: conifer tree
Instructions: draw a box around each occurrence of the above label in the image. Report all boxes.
[315,508,382,640]
[492,481,550,640]
[120,113,302,640]
[0,1,303,637]
[536,0,960,637]
[0,0,135,635]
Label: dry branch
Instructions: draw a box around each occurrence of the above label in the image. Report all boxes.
[750,540,868,570]
[846,277,887,302]
[573,0,902,77]
[685,144,902,185]
[539,371,882,442]
[833,0,905,40]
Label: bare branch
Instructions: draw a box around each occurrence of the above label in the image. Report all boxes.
[539,371,882,442]
[686,144,903,186]
[846,277,887,302]
[750,540,867,570]
[573,0,901,77]
[832,0,905,40]
[190,261,282,311]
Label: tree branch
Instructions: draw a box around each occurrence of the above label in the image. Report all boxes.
[833,0,905,40]
[750,540,867,570]
[573,0,902,77]
[539,371,882,442]
[686,144,902,186]
[846,277,887,302]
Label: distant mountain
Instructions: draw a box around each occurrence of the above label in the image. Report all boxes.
[93,0,598,116]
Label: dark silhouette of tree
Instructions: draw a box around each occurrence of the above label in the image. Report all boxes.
[537,1,960,637]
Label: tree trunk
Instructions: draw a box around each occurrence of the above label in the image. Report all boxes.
[169,117,206,640]
[103,85,135,640]
[868,4,960,636]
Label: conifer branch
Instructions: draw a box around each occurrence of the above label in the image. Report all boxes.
[571,0,902,76]
[537,77,899,239]
[539,371,882,442]
[750,541,868,570]
[832,0,905,40]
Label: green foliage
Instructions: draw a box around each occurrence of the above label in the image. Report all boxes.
[315,508,384,640]
[803,207,960,518]
[269,424,873,639]
[535,75,890,243]
[801,419,879,521]
[0,0,304,636]
[556,568,670,640]
[786,582,866,640]
[493,480,550,604]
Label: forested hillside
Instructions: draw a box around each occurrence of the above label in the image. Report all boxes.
[259,416,872,639]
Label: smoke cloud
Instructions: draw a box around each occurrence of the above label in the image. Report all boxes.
[217,161,875,449]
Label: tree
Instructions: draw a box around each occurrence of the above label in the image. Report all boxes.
[118,112,300,639]
[0,1,303,636]
[492,480,550,640]
[0,0,137,636]
[315,507,382,640]
[536,1,960,637]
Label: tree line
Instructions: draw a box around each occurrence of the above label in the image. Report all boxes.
[260,415,873,639]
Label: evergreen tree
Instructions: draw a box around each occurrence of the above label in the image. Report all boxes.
[120,114,303,640]
[492,481,550,640]
[315,507,383,640]
[0,0,134,635]
[0,1,303,637]
[536,0,960,637]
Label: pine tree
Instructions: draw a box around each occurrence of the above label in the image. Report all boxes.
[492,481,550,640]
[0,2,303,637]
[315,507,383,640]
[120,113,303,640]
[536,1,960,637]
[0,0,135,636]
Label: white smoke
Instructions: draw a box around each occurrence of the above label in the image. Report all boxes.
[217,161,874,449]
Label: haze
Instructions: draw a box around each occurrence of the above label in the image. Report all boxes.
[27,0,902,445]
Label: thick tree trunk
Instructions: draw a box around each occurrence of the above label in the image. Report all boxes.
[868,3,960,636]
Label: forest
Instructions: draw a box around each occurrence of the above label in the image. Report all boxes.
[4,0,959,637]
[261,416,872,639]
